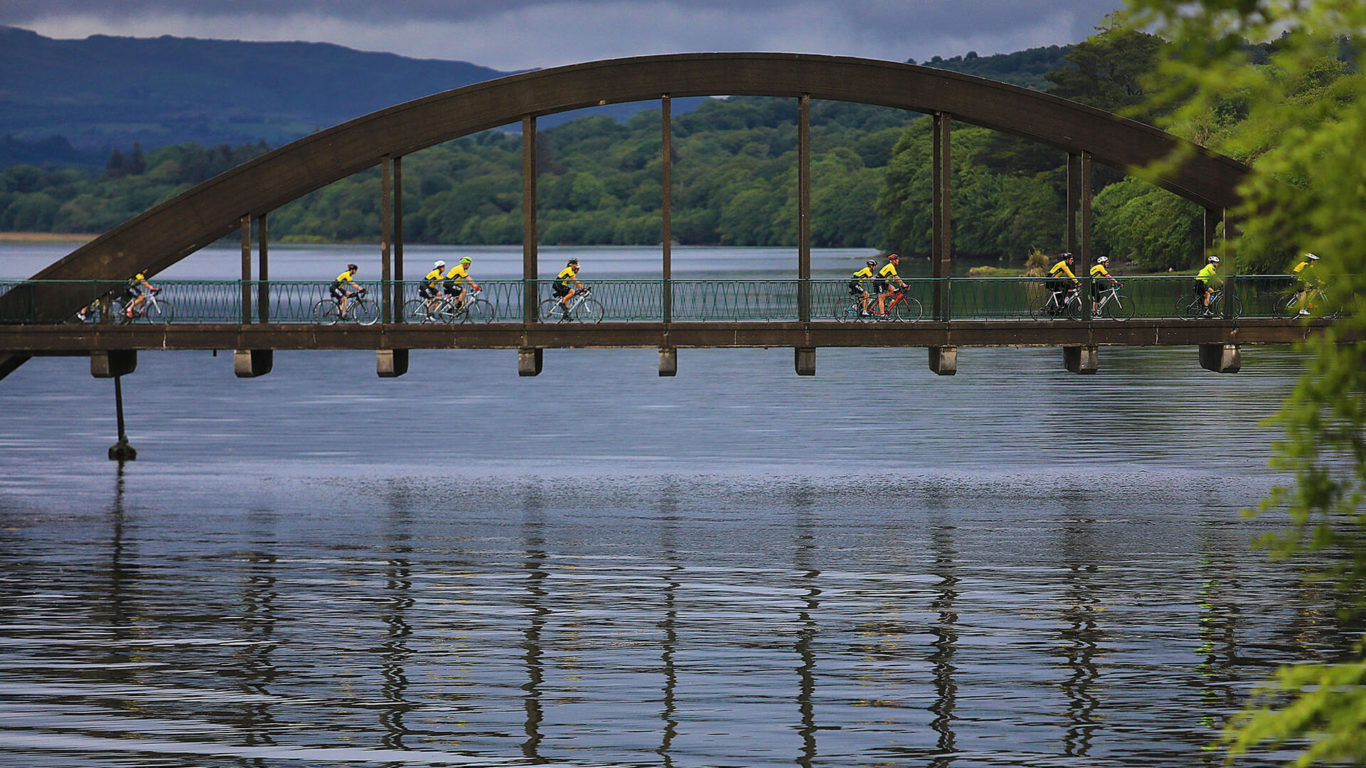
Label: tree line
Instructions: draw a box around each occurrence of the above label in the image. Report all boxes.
[0,29,1334,273]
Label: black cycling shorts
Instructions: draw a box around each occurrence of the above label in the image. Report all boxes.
[553,283,571,297]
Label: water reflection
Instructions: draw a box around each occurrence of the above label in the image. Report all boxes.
[657,482,680,768]
[1058,512,1102,757]
[791,485,820,768]
[519,486,548,761]
[234,542,278,756]
[928,521,959,768]
[380,492,414,751]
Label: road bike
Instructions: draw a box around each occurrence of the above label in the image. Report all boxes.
[312,287,379,325]
[539,287,603,323]
[1090,282,1133,320]
[116,287,174,324]
[1030,284,1082,320]
[1277,287,1337,318]
[1176,288,1241,320]
[403,288,494,323]
[833,286,922,322]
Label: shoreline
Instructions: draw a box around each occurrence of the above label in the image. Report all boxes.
[0,232,97,244]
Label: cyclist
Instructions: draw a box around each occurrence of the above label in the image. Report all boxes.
[874,253,908,315]
[1291,252,1320,316]
[1195,255,1220,317]
[331,263,363,319]
[443,256,481,310]
[1089,255,1118,316]
[420,259,446,313]
[123,269,158,319]
[553,258,584,320]
[1047,253,1079,315]
[849,259,877,316]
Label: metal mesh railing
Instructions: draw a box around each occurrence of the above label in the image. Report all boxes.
[0,275,1314,324]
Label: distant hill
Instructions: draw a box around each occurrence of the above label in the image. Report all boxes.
[914,45,1072,90]
[0,25,517,165]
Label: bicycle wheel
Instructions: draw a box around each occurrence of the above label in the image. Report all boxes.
[141,301,174,324]
[1030,296,1054,320]
[833,300,856,322]
[892,296,923,322]
[463,299,495,323]
[1100,296,1133,321]
[1213,295,1243,319]
[1178,295,1202,320]
[539,298,563,322]
[352,298,379,325]
[1277,294,1301,318]
[312,299,339,324]
[574,298,605,324]
[402,299,430,323]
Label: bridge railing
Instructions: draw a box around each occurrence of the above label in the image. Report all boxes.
[0,275,1310,324]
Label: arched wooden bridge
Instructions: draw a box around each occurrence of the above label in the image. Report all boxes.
[0,53,1317,381]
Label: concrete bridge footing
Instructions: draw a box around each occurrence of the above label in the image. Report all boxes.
[795,347,816,376]
[91,350,137,378]
[1200,343,1241,373]
[377,349,408,378]
[518,347,543,377]
[929,346,957,376]
[1064,346,1099,375]
[234,349,274,378]
[659,348,677,377]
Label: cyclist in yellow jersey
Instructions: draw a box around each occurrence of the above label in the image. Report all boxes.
[552,258,584,319]
[331,263,362,318]
[874,253,908,314]
[443,256,481,309]
[1194,255,1219,316]
[1089,255,1116,316]
[420,260,446,312]
[1291,252,1320,315]
[123,269,157,318]
[849,259,877,316]
[1046,253,1079,315]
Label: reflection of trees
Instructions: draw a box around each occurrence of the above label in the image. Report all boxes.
[1058,515,1102,757]
[790,485,821,768]
[520,487,548,761]
[928,521,958,768]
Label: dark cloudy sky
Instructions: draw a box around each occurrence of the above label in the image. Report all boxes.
[0,0,1125,70]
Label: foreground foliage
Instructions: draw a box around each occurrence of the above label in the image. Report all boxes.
[1122,0,1366,763]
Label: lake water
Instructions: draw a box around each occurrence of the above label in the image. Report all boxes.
[0,244,1343,767]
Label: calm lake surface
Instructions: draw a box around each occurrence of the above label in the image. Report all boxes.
[0,244,1345,767]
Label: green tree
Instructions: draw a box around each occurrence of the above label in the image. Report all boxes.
[1122,0,1366,763]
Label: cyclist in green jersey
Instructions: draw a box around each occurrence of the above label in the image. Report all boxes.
[1194,255,1219,316]
[443,256,480,309]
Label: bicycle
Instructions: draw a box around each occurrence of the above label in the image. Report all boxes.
[539,287,603,323]
[312,287,379,325]
[833,286,922,321]
[1177,288,1241,320]
[1090,282,1133,320]
[116,287,174,324]
[1277,288,1337,319]
[403,288,494,323]
[1030,284,1083,320]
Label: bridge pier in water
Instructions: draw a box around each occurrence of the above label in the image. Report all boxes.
[929,346,957,376]
[234,349,273,378]
[1064,346,1099,375]
[377,349,408,378]
[659,348,677,377]
[1200,343,1241,373]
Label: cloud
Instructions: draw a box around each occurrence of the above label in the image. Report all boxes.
[1,0,1118,70]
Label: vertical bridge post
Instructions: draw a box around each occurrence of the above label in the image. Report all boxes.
[520,115,541,375]
[236,215,272,377]
[661,94,674,375]
[930,112,955,373]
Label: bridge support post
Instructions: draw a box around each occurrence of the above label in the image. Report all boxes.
[1199,343,1241,373]
[519,347,543,377]
[929,346,957,376]
[794,347,815,376]
[377,349,408,378]
[659,347,677,377]
[107,374,137,462]
[234,349,273,378]
[1064,345,1099,374]
[91,350,136,378]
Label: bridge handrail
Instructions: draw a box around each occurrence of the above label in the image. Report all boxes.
[0,274,1309,324]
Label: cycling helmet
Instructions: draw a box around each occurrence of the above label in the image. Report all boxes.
[434,260,446,269]
[347,263,358,271]
[1305,252,1320,261]
[1063,252,1074,258]
[866,259,877,266]
[1208,255,1220,264]
[460,257,472,265]
[568,258,579,265]
[1097,255,1109,264]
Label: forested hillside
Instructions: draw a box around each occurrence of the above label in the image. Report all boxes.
[5,26,1313,271]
